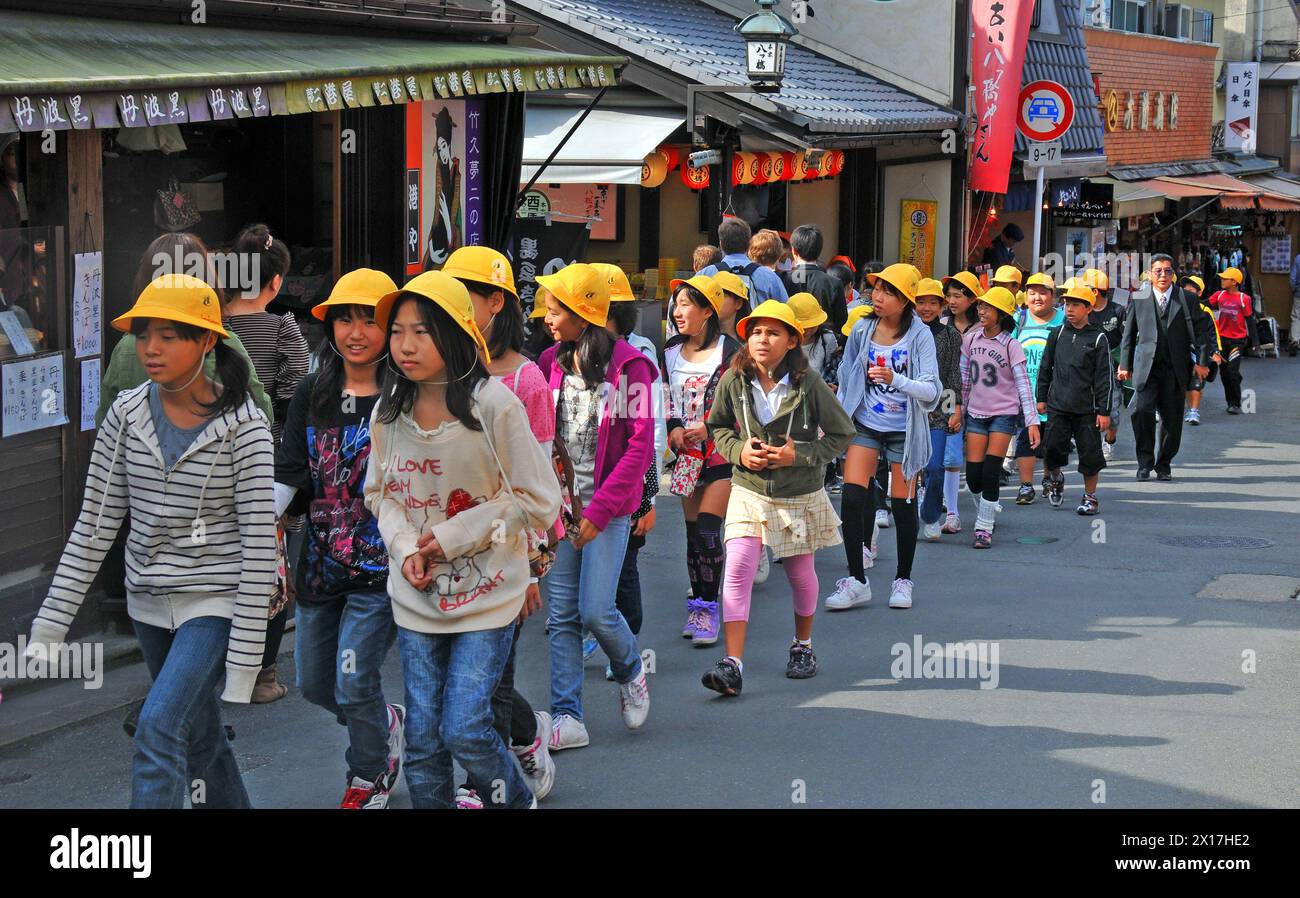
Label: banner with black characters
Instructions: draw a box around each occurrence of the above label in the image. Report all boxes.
[510,219,591,317]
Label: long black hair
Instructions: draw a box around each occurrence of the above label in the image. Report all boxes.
[557,316,616,389]
[376,293,487,431]
[947,282,979,331]
[461,278,525,360]
[607,301,639,338]
[673,284,722,350]
[129,318,250,417]
[231,223,291,298]
[311,304,383,422]
[867,279,915,333]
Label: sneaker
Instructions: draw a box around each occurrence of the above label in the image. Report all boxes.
[1077,494,1100,516]
[973,529,992,549]
[888,578,914,609]
[753,545,771,585]
[824,576,871,611]
[941,512,961,534]
[512,712,556,801]
[1227,405,1241,415]
[582,633,599,662]
[1101,440,1115,462]
[384,703,406,789]
[875,508,893,529]
[1046,473,1065,509]
[549,713,590,752]
[702,657,743,696]
[682,597,706,638]
[340,775,392,810]
[862,520,879,569]
[922,519,943,541]
[827,479,841,495]
[1015,483,1035,505]
[455,786,484,810]
[786,643,818,679]
[1187,408,1201,425]
[1041,474,1051,497]
[692,600,720,646]
[619,669,650,729]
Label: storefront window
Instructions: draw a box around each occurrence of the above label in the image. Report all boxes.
[0,227,53,361]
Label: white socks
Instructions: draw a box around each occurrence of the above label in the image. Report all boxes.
[727,655,744,673]
[975,497,1000,532]
[943,471,960,515]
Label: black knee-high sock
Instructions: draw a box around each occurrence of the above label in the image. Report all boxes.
[841,483,872,583]
[685,520,700,598]
[966,459,984,497]
[891,497,918,581]
[981,456,1004,502]
[696,513,725,603]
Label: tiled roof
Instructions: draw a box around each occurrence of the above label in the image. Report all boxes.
[511,0,959,137]
[1015,1,1105,156]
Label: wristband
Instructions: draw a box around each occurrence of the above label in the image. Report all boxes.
[527,577,539,585]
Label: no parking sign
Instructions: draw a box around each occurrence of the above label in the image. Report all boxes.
[1017,80,1074,142]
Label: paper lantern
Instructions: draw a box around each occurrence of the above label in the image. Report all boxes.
[828,150,846,177]
[767,151,788,182]
[681,162,710,190]
[641,151,668,188]
[790,151,811,181]
[778,151,797,181]
[817,151,835,178]
[733,152,757,185]
[751,152,774,186]
[659,145,682,171]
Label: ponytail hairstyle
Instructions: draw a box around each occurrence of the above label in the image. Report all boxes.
[461,278,525,360]
[557,317,616,389]
[129,318,250,417]
[376,293,486,431]
[730,319,808,386]
[311,303,383,422]
[231,223,291,299]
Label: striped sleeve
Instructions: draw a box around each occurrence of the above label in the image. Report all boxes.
[221,418,279,703]
[1011,358,1040,426]
[275,313,311,407]
[30,397,133,649]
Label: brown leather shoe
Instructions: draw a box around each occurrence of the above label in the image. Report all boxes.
[251,664,289,704]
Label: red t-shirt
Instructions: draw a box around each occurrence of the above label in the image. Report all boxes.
[1207,290,1253,341]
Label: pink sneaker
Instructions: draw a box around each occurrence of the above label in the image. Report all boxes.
[942,513,961,534]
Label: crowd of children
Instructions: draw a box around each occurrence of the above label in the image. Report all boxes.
[28,216,1245,808]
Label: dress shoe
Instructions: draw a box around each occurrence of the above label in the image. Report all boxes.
[1156,471,1172,482]
[1136,468,1151,481]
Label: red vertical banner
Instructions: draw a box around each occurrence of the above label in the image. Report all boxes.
[404,102,423,277]
[969,0,1035,194]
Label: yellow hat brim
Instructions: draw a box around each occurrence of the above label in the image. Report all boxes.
[376,288,492,365]
[112,305,229,338]
[535,273,607,327]
[737,301,804,340]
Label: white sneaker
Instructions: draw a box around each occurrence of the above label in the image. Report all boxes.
[825,576,872,611]
[941,512,961,534]
[922,520,943,541]
[384,703,406,789]
[512,711,556,800]
[619,670,650,730]
[888,578,914,609]
[1101,439,1114,462]
[548,713,590,751]
[862,520,879,569]
[875,508,893,529]
[753,545,771,584]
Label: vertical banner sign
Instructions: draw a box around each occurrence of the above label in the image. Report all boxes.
[80,357,100,431]
[405,168,421,270]
[969,0,1036,194]
[510,219,591,317]
[464,99,484,248]
[72,251,103,359]
[404,99,469,276]
[1225,63,1259,153]
[899,199,939,277]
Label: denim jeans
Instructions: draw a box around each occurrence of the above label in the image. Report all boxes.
[547,514,640,720]
[397,624,531,809]
[295,589,396,783]
[921,427,949,525]
[131,616,250,809]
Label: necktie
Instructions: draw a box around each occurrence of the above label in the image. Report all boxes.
[1157,292,1168,315]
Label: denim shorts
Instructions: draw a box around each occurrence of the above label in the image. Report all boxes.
[852,422,905,464]
[965,412,1022,437]
[943,428,964,467]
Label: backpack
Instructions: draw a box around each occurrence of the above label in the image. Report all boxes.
[716,259,762,308]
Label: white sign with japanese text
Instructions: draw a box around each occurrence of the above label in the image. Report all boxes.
[1225,63,1259,153]
[72,251,103,359]
[2,352,67,437]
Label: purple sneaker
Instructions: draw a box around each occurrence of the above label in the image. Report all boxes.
[682,597,706,639]
[692,600,719,646]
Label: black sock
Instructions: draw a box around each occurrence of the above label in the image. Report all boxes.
[966,459,984,497]
[841,483,870,582]
[685,520,700,598]
[982,456,1004,503]
[696,513,725,603]
[891,497,918,581]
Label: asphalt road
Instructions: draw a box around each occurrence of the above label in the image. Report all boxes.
[2,356,1297,809]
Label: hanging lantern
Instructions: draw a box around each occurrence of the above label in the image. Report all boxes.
[817,151,836,178]
[751,152,774,186]
[734,151,757,185]
[659,145,682,171]
[793,151,814,181]
[828,150,845,177]
[767,151,787,182]
[682,162,710,190]
[778,151,797,180]
[640,151,668,188]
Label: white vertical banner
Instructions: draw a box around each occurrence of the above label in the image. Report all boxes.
[1225,63,1259,153]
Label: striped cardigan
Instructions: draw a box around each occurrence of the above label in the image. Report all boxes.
[28,384,277,703]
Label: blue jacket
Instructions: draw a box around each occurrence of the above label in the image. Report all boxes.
[699,253,789,304]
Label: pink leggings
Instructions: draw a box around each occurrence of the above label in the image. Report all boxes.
[721,536,818,623]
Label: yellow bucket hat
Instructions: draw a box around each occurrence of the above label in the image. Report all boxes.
[942,271,984,297]
[915,277,945,299]
[865,263,920,304]
[376,270,491,362]
[1062,284,1098,307]
[1024,272,1055,291]
[312,268,399,321]
[993,264,1023,287]
[1180,274,1206,293]
[528,300,547,320]
[669,273,725,316]
[536,263,611,327]
[842,304,874,337]
[442,246,518,298]
[112,273,229,337]
[786,292,827,330]
[590,262,636,302]
[710,270,750,303]
[979,286,1017,317]
[1219,267,1243,284]
[1081,268,1110,292]
[737,299,804,340]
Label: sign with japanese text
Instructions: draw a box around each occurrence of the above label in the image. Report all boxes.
[72,251,103,359]
[509,219,591,317]
[970,0,1036,194]
[898,199,938,278]
[404,100,487,277]
[2,351,67,437]
[517,183,619,241]
[1225,63,1258,153]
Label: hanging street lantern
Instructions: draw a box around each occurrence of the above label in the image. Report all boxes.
[736,0,797,93]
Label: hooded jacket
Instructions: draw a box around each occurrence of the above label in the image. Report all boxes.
[29,383,277,703]
[1037,321,1112,416]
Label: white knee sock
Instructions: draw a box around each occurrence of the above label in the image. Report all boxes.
[943,471,960,514]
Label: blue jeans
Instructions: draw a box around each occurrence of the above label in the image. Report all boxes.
[397,624,531,809]
[547,514,640,720]
[131,616,250,809]
[295,589,396,783]
[922,428,949,525]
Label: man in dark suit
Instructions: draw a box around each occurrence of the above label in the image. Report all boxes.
[1118,254,1214,481]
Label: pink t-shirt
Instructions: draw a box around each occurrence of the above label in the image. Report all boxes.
[495,360,555,448]
[960,328,1038,424]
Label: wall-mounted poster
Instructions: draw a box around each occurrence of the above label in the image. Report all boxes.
[72,251,103,359]
[1260,235,1292,274]
[2,351,67,437]
[518,184,621,241]
[898,199,938,277]
[404,99,484,276]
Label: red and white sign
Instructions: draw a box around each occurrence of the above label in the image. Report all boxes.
[1017,80,1074,142]
[970,0,1037,194]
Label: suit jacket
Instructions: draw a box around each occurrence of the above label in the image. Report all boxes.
[1120,284,1215,393]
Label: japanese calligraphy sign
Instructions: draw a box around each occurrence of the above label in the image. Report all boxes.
[403,100,484,276]
[970,0,1036,194]
[72,251,103,359]
[509,219,591,317]
[2,352,67,437]
[1225,63,1258,153]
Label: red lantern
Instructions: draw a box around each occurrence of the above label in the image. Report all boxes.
[778,151,796,180]
[751,152,773,186]
[682,162,710,190]
[767,151,787,182]
[659,145,682,171]
[828,150,846,176]
[817,151,835,178]
[732,152,753,186]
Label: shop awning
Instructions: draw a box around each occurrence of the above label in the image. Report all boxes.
[1094,177,1166,217]
[0,11,623,132]
[1130,173,1300,212]
[521,107,684,184]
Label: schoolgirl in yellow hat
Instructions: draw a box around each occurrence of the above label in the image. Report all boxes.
[942,271,981,336]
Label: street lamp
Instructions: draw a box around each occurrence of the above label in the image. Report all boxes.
[736,0,797,93]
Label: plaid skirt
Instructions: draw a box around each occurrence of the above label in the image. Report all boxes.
[724,483,842,559]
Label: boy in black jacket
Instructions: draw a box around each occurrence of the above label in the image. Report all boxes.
[1037,284,1112,515]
